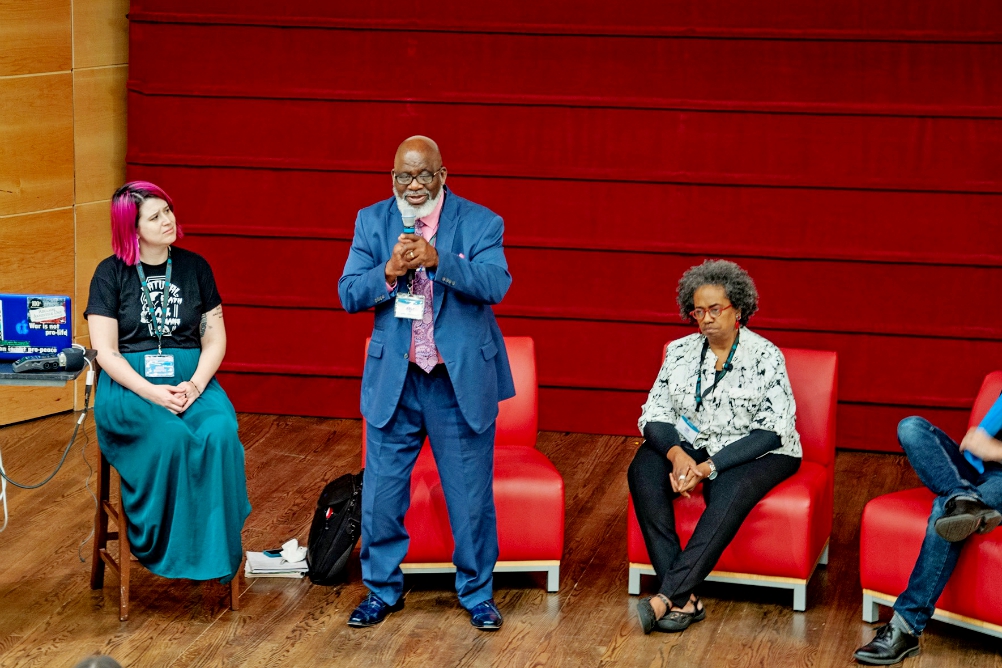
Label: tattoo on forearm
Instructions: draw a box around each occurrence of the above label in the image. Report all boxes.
[112,351,124,359]
[200,313,208,337]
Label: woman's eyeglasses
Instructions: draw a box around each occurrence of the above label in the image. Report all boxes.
[690,304,733,321]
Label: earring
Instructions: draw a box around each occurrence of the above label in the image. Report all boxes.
[735,320,740,330]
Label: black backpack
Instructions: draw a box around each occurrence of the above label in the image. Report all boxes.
[307,470,363,585]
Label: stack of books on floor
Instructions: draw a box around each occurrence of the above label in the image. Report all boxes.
[245,550,309,579]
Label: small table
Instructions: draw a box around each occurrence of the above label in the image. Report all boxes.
[0,349,97,387]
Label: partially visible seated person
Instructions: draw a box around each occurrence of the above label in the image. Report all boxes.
[84,181,251,583]
[72,655,122,668]
[853,407,1002,665]
[629,259,802,634]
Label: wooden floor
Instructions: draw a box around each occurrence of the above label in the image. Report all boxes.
[0,412,999,668]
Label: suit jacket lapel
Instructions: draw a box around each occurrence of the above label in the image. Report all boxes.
[433,188,458,323]
[383,198,400,260]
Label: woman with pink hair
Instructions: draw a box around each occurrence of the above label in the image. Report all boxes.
[84,181,250,583]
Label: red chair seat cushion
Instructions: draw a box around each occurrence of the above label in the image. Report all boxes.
[860,487,1002,628]
[403,445,565,563]
[628,461,830,580]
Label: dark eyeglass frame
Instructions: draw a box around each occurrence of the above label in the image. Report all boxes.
[689,303,734,321]
[392,168,444,186]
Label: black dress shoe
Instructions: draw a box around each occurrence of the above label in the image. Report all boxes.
[347,593,404,627]
[468,598,503,630]
[934,497,1002,542]
[853,623,919,665]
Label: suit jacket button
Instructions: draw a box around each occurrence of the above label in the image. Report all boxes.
[404,353,408,359]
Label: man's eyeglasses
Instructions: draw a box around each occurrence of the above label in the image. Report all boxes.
[689,304,733,321]
[393,169,444,186]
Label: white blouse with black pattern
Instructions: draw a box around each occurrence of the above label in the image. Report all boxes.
[638,327,802,459]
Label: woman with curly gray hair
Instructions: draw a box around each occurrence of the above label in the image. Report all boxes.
[629,259,802,634]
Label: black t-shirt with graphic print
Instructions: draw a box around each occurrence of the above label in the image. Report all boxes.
[84,247,222,353]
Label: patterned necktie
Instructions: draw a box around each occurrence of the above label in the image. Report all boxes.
[411,221,439,372]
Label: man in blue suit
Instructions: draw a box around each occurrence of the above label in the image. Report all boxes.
[338,136,515,630]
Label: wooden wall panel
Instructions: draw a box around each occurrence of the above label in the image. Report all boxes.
[74,201,113,340]
[74,65,128,203]
[73,202,113,411]
[1,1,128,424]
[0,210,75,295]
[0,74,74,216]
[0,385,75,425]
[0,0,71,77]
[73,0,130,68]
[839,404,970,454]
[0,211,76,426]
[140,167,1002,267]
[127,94,1002,194]
[129,23,1002,117]
[214,308,997,412]
[177,234,1002,342]
[130,1,1002,41]
[128,4,1002,449]
[215,372,361,419]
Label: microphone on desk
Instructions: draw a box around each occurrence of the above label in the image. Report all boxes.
[12,347,85,373]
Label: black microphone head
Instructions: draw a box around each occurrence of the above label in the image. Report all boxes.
[59,347,85,371]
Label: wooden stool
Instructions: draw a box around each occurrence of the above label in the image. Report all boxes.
[89,447,241,620]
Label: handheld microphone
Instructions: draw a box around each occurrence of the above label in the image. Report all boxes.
[401,212,417,288]
[402,212,416,235]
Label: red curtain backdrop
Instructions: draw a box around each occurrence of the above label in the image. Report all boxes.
[126,1,1002,451]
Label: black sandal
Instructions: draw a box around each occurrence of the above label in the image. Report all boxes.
[656,596,705,633]
[637,593,671,635]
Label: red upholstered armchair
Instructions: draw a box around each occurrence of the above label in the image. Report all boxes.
[627,346,837,611]
[860,371,1002,638]
[362,336,564,591]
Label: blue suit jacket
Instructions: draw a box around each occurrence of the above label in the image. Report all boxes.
[338,188,515,434]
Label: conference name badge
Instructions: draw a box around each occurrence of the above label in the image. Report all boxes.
[675,415,700,444]
[394,293,425,320]
[144,354,175,378]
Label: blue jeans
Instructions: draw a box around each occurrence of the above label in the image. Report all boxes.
[891,416,1002,635]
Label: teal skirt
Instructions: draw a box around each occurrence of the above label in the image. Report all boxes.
[94,347,251,581]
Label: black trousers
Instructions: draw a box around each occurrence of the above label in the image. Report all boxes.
[627,440,800,607]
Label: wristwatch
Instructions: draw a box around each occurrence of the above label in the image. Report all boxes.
[705,457,718,480]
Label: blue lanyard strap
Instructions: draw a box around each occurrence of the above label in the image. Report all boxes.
[694,330,740,412]
[136,248,173,354]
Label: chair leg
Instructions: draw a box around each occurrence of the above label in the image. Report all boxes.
[792,584,807,612]
[628,566,641,595]
[90,447,110,590]
[118,493,130,622]
[545,564,559,592]
[862,593,881,623]
[229,566,241,611]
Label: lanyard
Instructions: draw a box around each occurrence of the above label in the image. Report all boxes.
[694,329,739,412]
[136,248,173,354]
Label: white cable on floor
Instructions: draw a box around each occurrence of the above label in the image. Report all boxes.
[0,445,8,533]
